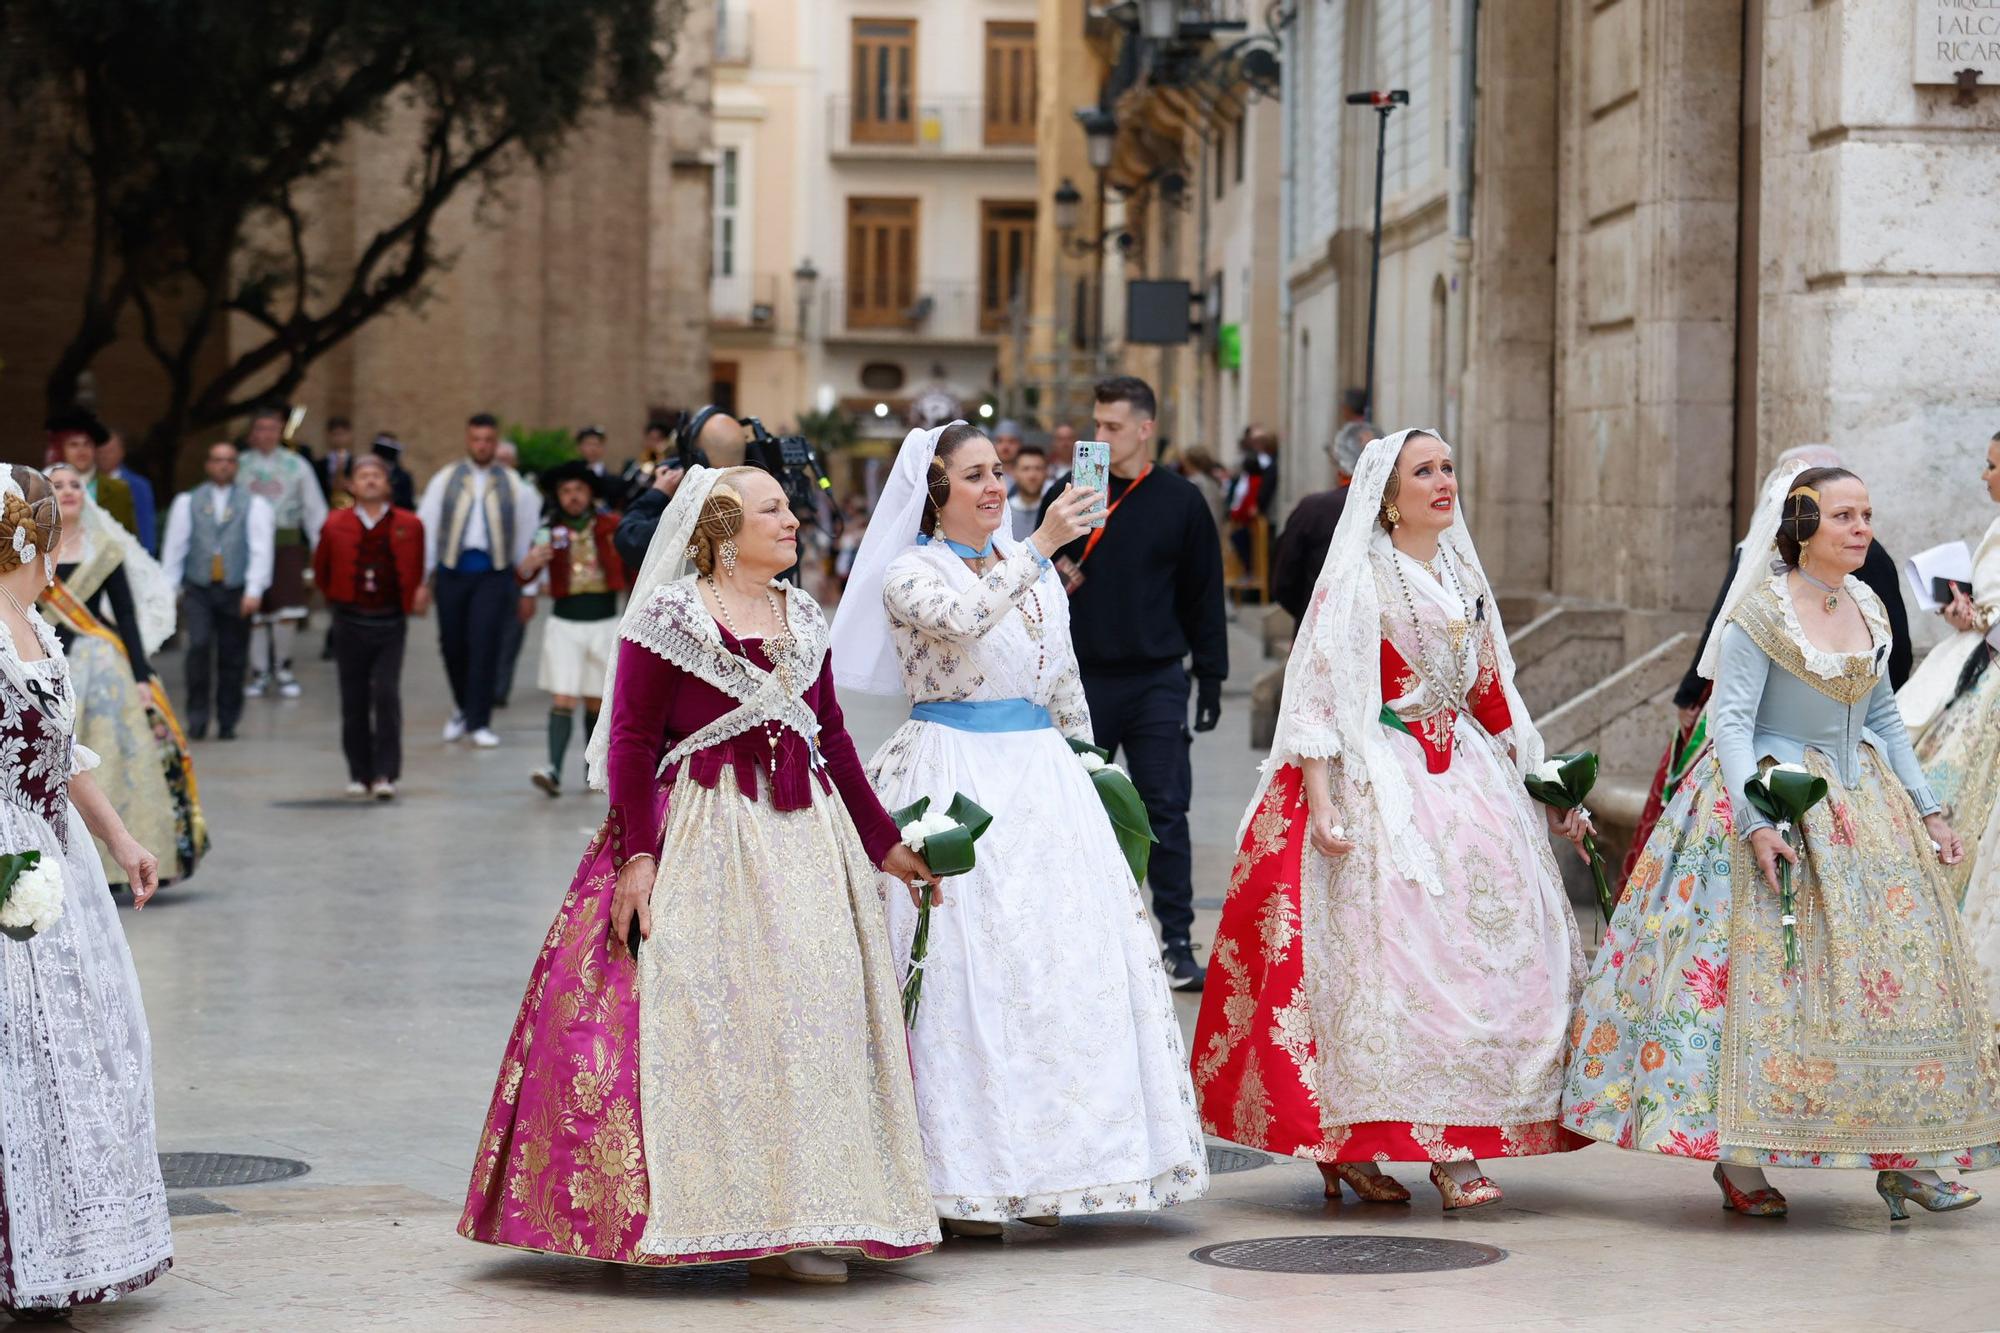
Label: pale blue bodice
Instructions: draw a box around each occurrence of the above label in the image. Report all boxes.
[1710,576,1940,838]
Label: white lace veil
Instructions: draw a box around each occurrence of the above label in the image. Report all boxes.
[1249,428,1543,897]
[1694,460,1810,681]
[82,500,176,655]
[583,466,726,790]
[828,421,1020,697]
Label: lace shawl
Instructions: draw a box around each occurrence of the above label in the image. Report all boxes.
[618,575,831,772]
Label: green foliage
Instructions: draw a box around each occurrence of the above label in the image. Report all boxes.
[4,0,682,481]
[795,407,859,452]
[505,424,578,479]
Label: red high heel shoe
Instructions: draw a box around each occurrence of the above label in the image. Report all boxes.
[1320,1161,1412,1203]
[1712,1164,1787,1217]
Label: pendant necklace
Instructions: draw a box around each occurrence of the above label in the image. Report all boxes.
[1797,566,1841,614]
[707,575,793,775]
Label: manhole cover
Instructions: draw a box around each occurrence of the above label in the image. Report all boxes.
[167,1194,236,1217]
[1191,1234,1506,1275]
[1206,1144,1273,1174]
[158,1153,310,1189]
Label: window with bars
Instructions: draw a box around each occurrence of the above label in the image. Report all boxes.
[852,18,916,144]
[979,200,1036,333]
[984,21,1036,146]
[847,196,919,328]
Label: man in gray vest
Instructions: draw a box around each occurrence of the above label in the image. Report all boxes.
[417,412,540,748]
[160,441,278,740]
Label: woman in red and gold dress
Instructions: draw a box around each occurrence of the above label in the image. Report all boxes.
[1191,429,1593,1210]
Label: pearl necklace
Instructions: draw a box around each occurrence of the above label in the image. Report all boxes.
[706,575,793,774]
[1388,545,1473,704]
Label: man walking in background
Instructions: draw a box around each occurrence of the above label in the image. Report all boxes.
[97,429,157,554]
[315,454,425,799]
[1041,375,1228,990]
[1272,417,1375,622]
[1006,442,1050,541]
[418,413,540,749]
[161,442,276,741]
[237,403,328,700]
[47,409,140,539]
[518,462,627,797]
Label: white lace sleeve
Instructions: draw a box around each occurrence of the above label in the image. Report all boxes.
[70,740,101,776]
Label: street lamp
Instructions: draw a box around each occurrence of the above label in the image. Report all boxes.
[1074,106,1118,171]
[1344,89,1409,419]
[791,257,819,334]
[1053,178,1082,236]
[1138,0,1179,42]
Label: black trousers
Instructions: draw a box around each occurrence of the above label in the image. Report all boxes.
[182,583,250,735]
[1082,663,1195,946]
[333,609,407,782]
[494,603,527,706]
[433,567,514,731]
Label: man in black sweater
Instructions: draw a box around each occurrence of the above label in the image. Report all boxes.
[1042,376,1228,990]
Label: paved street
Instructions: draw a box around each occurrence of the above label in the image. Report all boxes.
[68,610,2000,1331]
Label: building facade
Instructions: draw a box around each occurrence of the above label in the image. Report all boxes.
[709,0,1042,448]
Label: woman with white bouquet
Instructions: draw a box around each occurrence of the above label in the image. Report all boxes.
[830,422,1207,1234]
[1562,463,2000,1220]
[0,465,171,1317]
[1192,430,1592,1213]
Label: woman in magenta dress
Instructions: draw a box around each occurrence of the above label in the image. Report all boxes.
[460,466,939,1285]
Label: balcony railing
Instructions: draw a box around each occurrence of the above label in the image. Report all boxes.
[826,96,1037,157]
[711,271,782,329]
[819,281,1001,341]
[714,0,752,64]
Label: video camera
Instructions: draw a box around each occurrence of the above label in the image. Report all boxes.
[741,416,835,534]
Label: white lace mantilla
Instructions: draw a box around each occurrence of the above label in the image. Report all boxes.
[619,576,830,772]
[0,614,172,1307]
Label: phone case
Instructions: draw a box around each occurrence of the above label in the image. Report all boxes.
[1072,441,1111,528]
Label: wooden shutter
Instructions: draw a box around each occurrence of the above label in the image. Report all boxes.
[847,197,919,329]
[979,200,1036,333]
[983,22,1036,147]
[852,18,916,145]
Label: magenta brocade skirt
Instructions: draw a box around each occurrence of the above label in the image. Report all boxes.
[457,786,935,1267]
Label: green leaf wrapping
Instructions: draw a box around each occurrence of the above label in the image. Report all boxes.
[1067,738,1157,885]
[1742,767,1828,974]
[890,793,990,1028]
[1523,751,1600,811]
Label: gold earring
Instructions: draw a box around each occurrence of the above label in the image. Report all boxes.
[719,539,738,576]
[1383,502,1401,527]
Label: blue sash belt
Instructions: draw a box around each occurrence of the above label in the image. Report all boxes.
[910,698,1052,733]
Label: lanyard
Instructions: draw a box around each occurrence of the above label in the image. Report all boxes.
[1080,465,1152,564]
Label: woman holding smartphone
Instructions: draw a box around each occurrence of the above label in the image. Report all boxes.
[829,422,1209,1235]
[1192,429,1593,1211]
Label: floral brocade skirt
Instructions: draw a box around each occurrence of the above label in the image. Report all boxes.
[1914,654,2000,906]
[1193,726,1590,1164]
[1561,745,2000,1169]
[460,772,937,1265]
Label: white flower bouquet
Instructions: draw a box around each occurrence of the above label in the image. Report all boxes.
[1743,760,1828,972]
[1523,751,1613,919]
[889,793,991,1027]
[1068,738,1157,886]
[0,850,64,941]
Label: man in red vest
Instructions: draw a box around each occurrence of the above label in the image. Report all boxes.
[519,461,629,797]
[314,453,426,799]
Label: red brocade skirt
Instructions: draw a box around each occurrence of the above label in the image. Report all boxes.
[1191,762,1589,1163]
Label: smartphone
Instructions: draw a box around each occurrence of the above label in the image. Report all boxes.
[1071,440,1111,528]
[1935,577,1970,606]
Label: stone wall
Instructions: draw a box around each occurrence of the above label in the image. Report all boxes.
[1755,0,2000,649]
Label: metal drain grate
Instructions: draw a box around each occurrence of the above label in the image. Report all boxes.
[167,1194,237,1218]
[1191,1234,1506,1275]
[158,1153,310,1190]
[1205,1143,1273,1174]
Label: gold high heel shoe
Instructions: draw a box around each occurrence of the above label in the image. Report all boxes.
[1877,1171,1981,1222]
[1428,1164,1503,1211]
[1320,1161,1412,1203]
